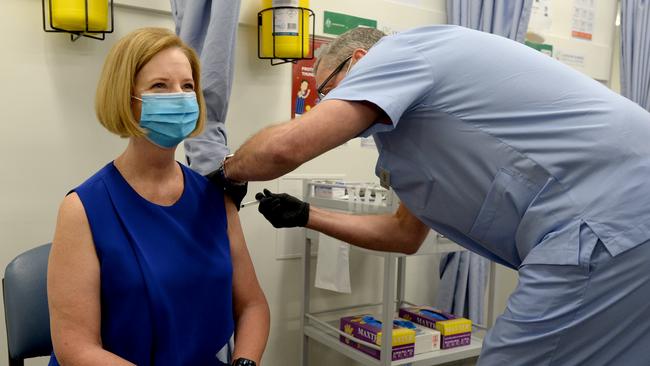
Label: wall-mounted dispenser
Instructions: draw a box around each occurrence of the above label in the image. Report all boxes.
[258,0,315,65]
[42,0,114,41]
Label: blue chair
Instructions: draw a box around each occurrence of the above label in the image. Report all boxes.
[3,244,53,366]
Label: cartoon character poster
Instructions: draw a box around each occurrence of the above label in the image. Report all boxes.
[291,37,332,118]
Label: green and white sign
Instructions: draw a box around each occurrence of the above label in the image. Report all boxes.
[323,11,377,36]
[525,40,554,57]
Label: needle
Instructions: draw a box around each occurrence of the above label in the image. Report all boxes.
[240,200,260,208]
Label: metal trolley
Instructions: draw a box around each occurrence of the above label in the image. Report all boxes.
[299,180,492,365]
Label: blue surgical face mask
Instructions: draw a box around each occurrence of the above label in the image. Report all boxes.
[132,92,199,148]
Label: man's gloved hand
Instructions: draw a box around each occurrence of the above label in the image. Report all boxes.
[255,189,310,228]
[205,167,248,210]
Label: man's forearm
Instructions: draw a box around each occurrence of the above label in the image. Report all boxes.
[224,100,380,183]
[306,206,426,254]
[226,121,302,182]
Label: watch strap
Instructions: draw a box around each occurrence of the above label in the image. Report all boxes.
[221,154,246,186]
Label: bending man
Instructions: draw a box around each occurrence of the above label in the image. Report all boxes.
[213,26,650,365]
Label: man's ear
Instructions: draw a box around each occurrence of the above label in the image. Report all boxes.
[352,48,368,62]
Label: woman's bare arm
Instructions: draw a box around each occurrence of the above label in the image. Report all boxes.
[225,197,271,363]
[48,193,135,366]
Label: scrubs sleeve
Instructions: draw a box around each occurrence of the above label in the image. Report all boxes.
[323,36,434,127]
[171,0,241,175]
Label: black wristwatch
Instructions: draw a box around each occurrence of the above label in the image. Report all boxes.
[220,153,246,186]
[232,358,256,366]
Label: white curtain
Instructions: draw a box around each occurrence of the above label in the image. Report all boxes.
[621,0,650,111]
[437,0,532,326]
[170,0,242,174]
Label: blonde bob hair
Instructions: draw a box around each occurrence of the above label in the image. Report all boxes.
[95,27,206,138]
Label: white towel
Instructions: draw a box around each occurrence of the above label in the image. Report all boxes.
[315,233,351,293]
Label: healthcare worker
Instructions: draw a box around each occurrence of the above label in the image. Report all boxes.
[211,26,650,365]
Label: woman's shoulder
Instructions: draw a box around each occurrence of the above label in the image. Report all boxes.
[56,163,113,224]
[72,162,115,194]
[179,162,205,179]
[180,163,218,191]
[57,191,87,227]
[180,163,227,204]
[64,162,119,214]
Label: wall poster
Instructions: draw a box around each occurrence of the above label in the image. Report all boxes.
[291,37,332,118]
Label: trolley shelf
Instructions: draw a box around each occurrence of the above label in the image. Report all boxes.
[304,323,482,366]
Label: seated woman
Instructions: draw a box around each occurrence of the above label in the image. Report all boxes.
[47,27,270,366]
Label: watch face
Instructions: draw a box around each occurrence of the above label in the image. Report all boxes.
[234,358,256,366]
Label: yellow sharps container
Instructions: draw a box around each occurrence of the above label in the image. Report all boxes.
[51,0,109,32]
[261,0,311,59]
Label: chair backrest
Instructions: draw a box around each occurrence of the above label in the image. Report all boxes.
[3,243,53,366]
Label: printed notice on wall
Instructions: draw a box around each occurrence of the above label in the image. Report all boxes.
[555,50,586,68]
[571,0,596,41]
[529,0,553,32]
[291,37,331,119]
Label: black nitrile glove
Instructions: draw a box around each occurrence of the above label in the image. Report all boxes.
[205,167,248,210]
[256,189,309,228]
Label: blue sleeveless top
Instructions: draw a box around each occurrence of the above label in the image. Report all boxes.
[49,162,234,365]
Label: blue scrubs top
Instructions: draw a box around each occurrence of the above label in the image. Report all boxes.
[325,25,650,269]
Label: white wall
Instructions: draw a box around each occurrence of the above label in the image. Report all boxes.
[0,1,445,365]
